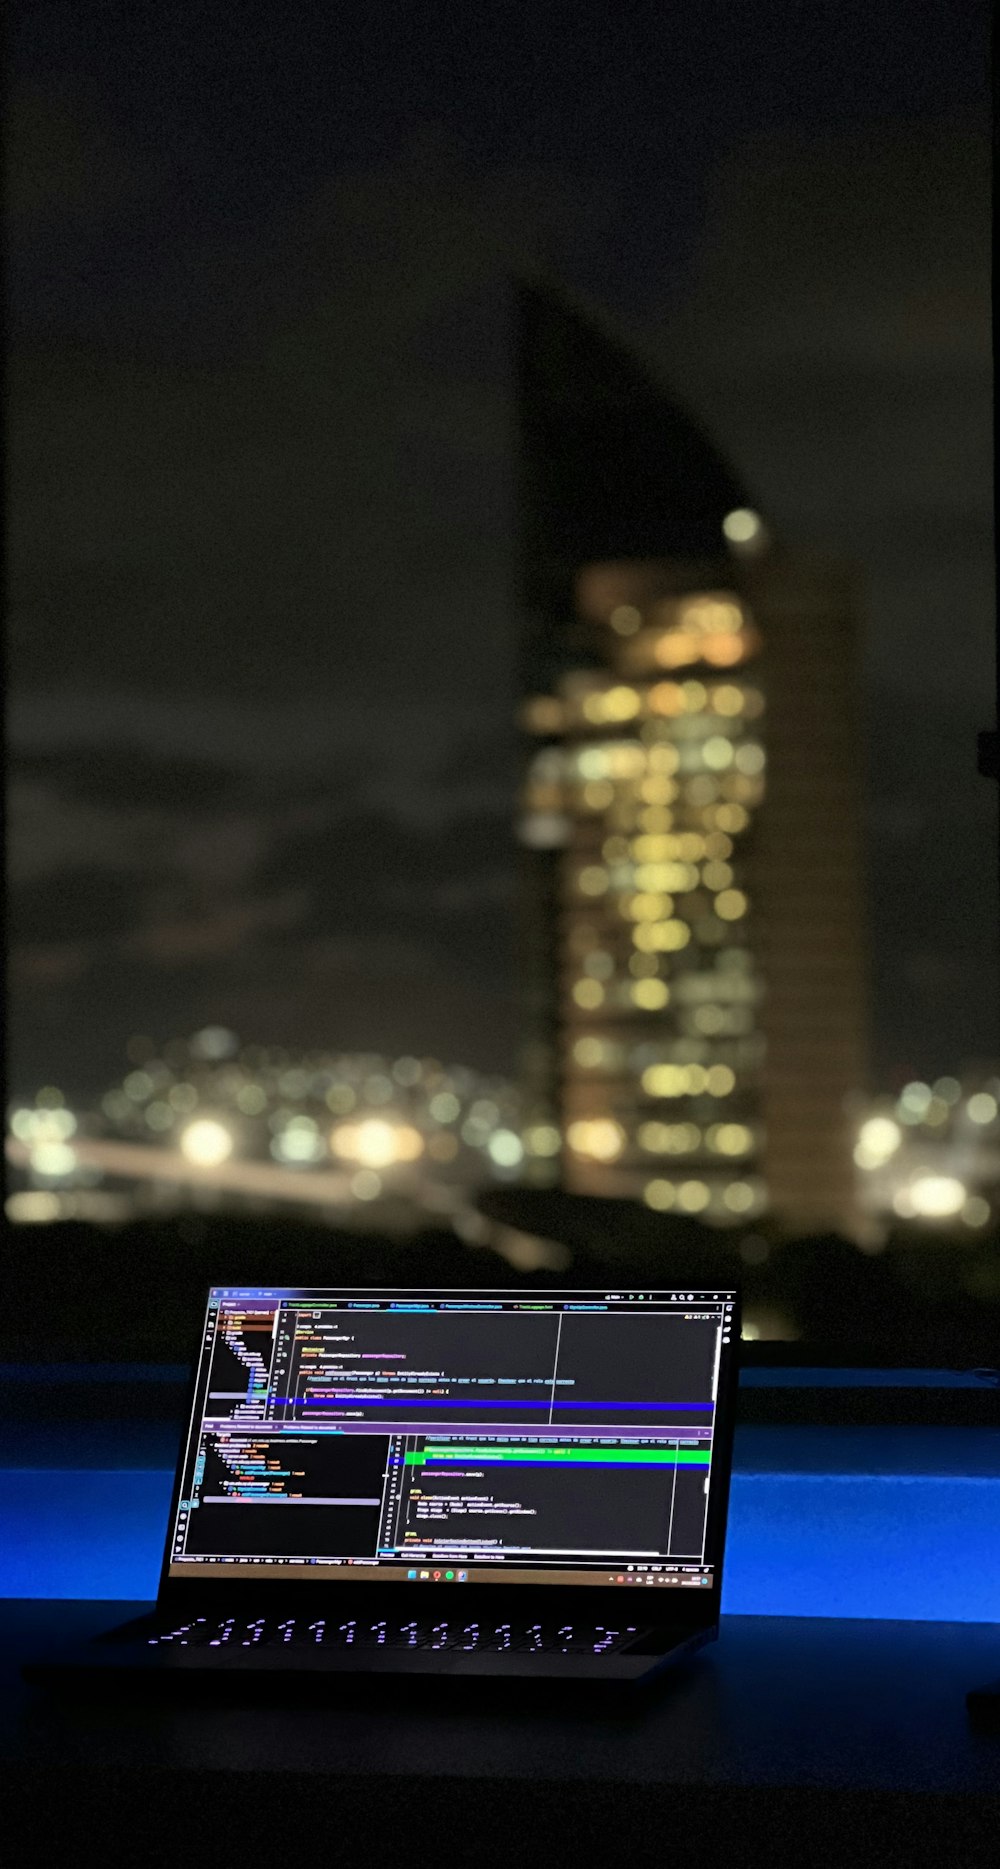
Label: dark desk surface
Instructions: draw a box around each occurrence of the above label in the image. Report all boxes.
[2,1601,999,1868]
[0,1599,996,1792]
[0,1599,994,1786]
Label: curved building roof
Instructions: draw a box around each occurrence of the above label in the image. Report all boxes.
[516,277,752,625]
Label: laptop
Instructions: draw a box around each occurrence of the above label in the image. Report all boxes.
[24,1281,740,1686]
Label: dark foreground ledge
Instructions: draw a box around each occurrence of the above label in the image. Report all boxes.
[2,1602,997,1867]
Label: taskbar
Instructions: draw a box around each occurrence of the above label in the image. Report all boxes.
[168,1559,714,1587]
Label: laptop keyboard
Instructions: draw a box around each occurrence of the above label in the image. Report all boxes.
[142,1616,646,1655]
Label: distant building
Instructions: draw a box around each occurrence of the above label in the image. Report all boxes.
[514,279,869,1238]
[853,1074,999,1233]
[4,1035,528,1233]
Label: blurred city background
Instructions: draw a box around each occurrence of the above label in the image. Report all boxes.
[5,1,996,1360]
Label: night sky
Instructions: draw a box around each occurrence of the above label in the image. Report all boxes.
[7,0,995,1103]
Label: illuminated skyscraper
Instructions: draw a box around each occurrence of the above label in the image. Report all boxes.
[515,281,868,1238]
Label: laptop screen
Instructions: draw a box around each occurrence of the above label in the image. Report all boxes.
[166,1286,738,1593]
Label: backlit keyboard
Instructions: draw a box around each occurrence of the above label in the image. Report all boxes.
[142,1617,646,1655]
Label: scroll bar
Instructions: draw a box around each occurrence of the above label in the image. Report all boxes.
[711,1324,722,1400]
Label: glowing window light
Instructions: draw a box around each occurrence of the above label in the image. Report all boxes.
[715,804,749,833]
[634,834,674,861]
[144,1101,174,1133]
[711,1124,753,1156]
[682,681,708,710]
[11,1107,77,1144]
[573,1038,606,1069]
[641,861,693,892]
[567,1119,624,1162]
[191,1026,238,1060]
[640,805,675,832]
[706,1065,736,1096]
[124,1072,154,1103]
[604,743,646,779]
[702,860,734,892]
[632,920,691,954]
[573,978,605,1009]
[355,1119,421,1167]
[932,1076,961,1104]
[274,1117,324,1164]
[962,1196,991,1228]
[641,1065,687,1098]
[702,736,734,770]
[525,1124,561,1157]
[712,685,744,716]
[734,744,766,775]
[180,1119,233,1167]
[610,604,642,635]
[899,1082,931,1116]
[644,1179,675,1210]
[581,781,614,811]
[909,1175,966,1218]
[6,1191,61,1222]
[577,748,608,781]
[578,866,609,896]
[627,892,672,923]
[351,1170,382,1201]
[604,685,642,720]
[967,1093,998,1125]
[715,889,748,921]
[649,682,684,715]
[646,744,680,775]
[723,1181,755,1212]
[694,1005,732,1035]
[702,635,745,667]
[654,632,700,669]
[29,1141,77,1178]
[392,1056,422,1086]
[631,978,670,1010]
[679,596,741,631]
[429,1091,460,1123]
[686,776,717,806]
[639,775,677,805]
[855,1117,902,1166]
[236,1084,267,1115]
[677,1180,710,1212]
[641,1121,701,1153]
[488,1130,524,1168]
[722,508,764,545]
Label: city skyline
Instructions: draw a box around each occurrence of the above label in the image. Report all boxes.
[8,1,995,1105]
[6,1025,998,1249]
